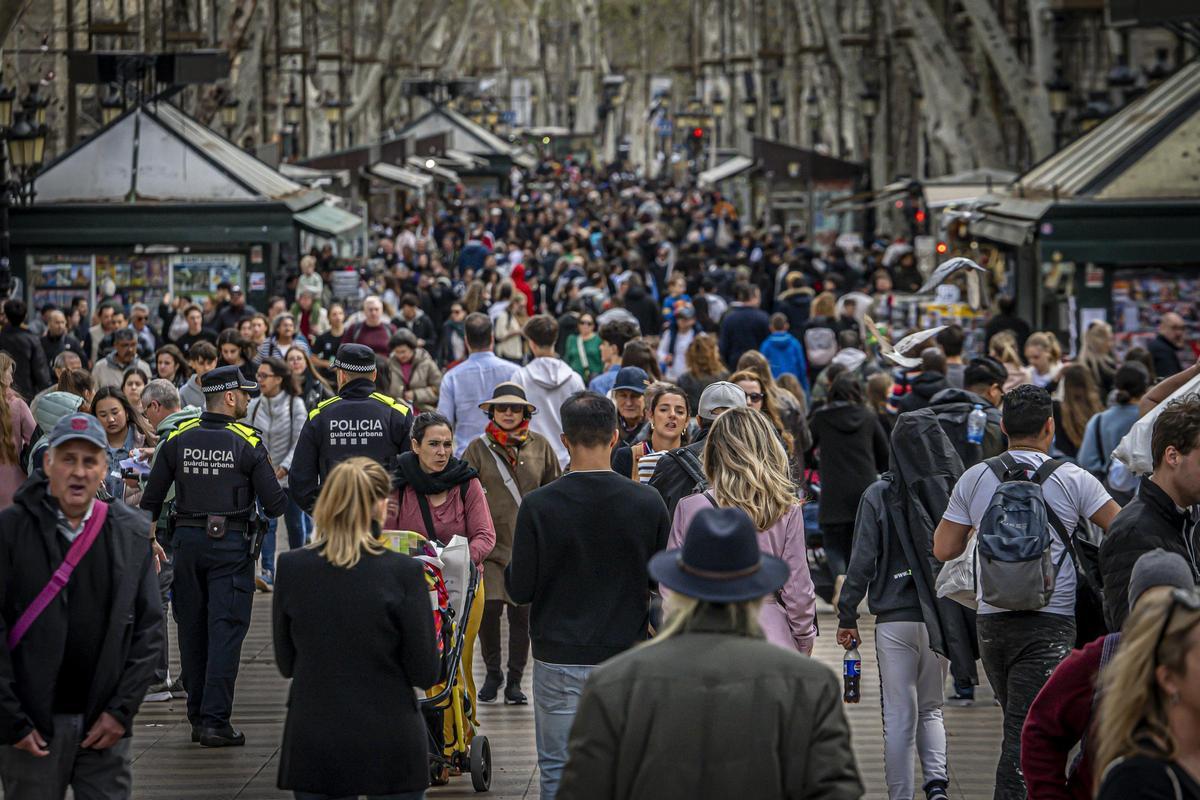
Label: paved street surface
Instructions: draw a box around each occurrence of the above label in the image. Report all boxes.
[112,595,1002,800]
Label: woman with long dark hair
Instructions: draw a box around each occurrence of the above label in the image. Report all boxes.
[1053,363,1104,460]
[808,373,889,602]
[249,356,311,590]
[274,458,440,800]
[154,343,190,388]
[385,412,495,750]
[91,386,153,504]
[286,348,334,413]
[121,365,150,408]
[217,329,258,382]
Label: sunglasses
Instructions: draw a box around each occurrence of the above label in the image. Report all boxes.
[746,392,766,403]
[1154,588,1200,671]
[491,404,526,414]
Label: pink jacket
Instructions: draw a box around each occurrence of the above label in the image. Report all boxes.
[670,492,817,654]
[384,478,496,567]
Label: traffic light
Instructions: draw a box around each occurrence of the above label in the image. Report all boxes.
[688,126,705,161]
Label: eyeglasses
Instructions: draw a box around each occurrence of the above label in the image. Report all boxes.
[746,392,766,403]
[1154,587,1200,671]
[579,319,595,327]
[255,372,278,381]
[491,404,526,414]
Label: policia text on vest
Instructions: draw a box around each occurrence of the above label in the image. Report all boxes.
[288,376,412,513]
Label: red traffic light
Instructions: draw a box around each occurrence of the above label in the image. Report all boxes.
[692,127,704,139]
[935,241,949,254]
[894,200,905,209]
[914,209,927,224]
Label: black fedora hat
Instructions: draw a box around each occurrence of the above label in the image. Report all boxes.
[649,506,789,603]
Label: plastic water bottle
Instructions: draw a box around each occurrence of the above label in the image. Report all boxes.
[843,642,861,704]
[967,404,987,445]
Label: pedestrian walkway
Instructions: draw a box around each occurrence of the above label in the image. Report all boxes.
[121,599,1001,799]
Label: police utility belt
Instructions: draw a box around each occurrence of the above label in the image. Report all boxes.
[172,512,269,559]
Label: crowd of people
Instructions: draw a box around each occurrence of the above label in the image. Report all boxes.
[0,160,1197,800]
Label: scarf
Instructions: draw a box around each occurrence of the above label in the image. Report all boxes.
[485,420,531,467]
[394,450,478,495]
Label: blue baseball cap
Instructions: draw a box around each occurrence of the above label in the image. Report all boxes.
[612,366,650,395]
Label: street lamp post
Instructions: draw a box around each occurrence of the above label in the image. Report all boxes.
[323,96,343,148]
[769,93,784,140]
[220,95,239,140]
[711,92,725,154]
[742,96,756,134]
[806,90,820,241]
[1046,68,1072,149]
[284,87,303,159]
[859,83,879,243]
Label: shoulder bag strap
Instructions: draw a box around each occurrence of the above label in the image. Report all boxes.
[486,445,523,508]
[415,492,437,541]
[1090,416,1111,474]
[575,335,588,374]
[702,490,719,508]
[7,501,110,650]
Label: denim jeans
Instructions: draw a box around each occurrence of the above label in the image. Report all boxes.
[293,792,424,800]
[533,660,594,800]
[0,713,132,800]
[262,496,311,576]
[978,611,1075,800]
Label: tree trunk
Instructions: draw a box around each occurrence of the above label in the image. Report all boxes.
[959,0,1054,161]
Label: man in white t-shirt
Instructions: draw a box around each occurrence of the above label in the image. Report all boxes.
[933,384,1120,800]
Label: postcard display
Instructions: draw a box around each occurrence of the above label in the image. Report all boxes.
[29,253,245,309]
[1111,270,1199,356]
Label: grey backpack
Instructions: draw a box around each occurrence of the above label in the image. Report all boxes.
[976,454,1069,611]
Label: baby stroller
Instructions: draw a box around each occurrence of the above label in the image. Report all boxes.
[380,531,492,792]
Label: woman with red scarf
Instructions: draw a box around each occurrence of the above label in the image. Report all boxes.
[463,382,561,705]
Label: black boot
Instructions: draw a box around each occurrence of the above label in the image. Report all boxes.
[479,673,503,703]
[504,673,528,705]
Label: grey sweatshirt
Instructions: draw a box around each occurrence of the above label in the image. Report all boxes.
[835,476,923,628]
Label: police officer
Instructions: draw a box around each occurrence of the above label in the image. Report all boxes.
[140,366,286,747]
[289,342,411,512]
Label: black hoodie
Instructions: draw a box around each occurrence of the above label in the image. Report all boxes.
[897,371,951,413]
[809,402,889,525]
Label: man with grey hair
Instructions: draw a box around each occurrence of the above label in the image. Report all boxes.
[128,303,158,359]
[92,328,150,391]
[137,379,201,703]
[341,295,393,356]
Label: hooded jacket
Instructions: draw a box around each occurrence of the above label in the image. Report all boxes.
[516,357,586,469]
[759,332,809,387]
[247,391,308,487]
[623,283,662,337]
[896,371,951,413]
[774,287,813,333]
[928,387,1005,468]
[26,391,85,472]
[839,411,966,660]
[392,309,439,353]
[809,401,889,525]
[0,475,162,744]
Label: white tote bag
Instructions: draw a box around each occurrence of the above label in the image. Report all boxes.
[935,534,978,610]
[1114,373,1200,475]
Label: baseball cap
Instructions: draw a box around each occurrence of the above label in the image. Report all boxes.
[201,365,259,396]
[230,284,243,294]
[612,367,651,395]
[48,413,107,450]
[698,381,748,420]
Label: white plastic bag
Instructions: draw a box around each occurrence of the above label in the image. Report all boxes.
[1113,374,1200,475]
[935,534,978,610]
[438,535,471,619]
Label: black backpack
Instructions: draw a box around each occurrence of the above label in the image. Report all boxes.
[648,446,708,517]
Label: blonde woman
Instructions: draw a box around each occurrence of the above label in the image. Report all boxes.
[273,457,440,800]
[668,407,816,654]
[1093,587,1200,799]
[557,505,863,799]
[989,330,1031,393]
[1078,320,1118,397]
[1025,331,1063,390]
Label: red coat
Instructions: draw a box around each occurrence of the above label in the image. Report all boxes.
[1020,634,1110,800]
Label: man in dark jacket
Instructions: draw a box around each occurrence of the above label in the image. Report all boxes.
[40,309,85,372]
[897,349,951,413]
[1147,312,1188,379]
[0,414,162,798]
[0,299,51,402]
[1100,394,1200,630]
[928,357,1007,469]
[649,381,747,516]
[718,282,770,369]
[773,273,813,334]
[392,294,439,352]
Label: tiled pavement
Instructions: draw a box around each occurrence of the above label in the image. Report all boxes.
[109,597,1003,799]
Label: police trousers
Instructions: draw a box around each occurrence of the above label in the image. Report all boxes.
[171,525,255,729]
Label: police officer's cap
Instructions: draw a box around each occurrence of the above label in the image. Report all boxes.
[201,365,259,397]
[332,343,377,373]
